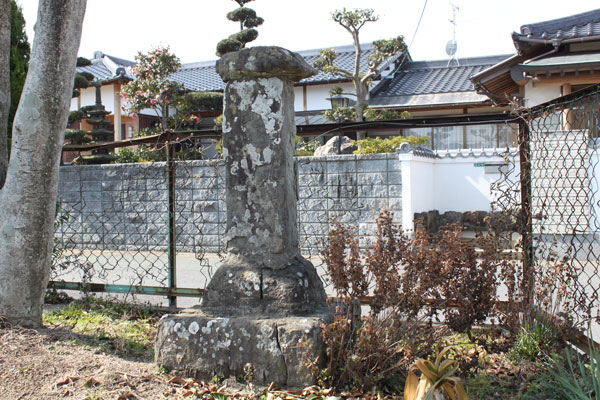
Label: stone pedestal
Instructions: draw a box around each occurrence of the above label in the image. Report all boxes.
[156,47,330,387]
[156,310,330,387]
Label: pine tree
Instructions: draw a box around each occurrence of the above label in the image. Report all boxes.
[216,0,264,57]
[7,0,30,151]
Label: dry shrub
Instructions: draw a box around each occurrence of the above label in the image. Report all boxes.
[402,224,506,334]
[316,210,520,390]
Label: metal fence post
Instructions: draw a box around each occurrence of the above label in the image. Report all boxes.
[518,119,534,311]
[166,141,177,308]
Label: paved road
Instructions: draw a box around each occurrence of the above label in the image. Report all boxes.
[53,251,330,309]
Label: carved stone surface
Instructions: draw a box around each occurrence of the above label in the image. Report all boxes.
[201,254,326,316]
[220,75,299,268]
[156,46,329,387]
[216,46,317,82]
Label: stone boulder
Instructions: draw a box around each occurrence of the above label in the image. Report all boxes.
[313,135,356,156]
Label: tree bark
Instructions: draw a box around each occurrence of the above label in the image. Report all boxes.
[0,0,87,327]
[0,0,10,188]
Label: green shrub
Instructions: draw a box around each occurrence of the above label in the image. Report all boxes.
[213,114,223,130]
[508,320,559,362]
[295,137,320,156]
[322,106,357,123]
[363,108,410,121]
[525,340,600,399]
[64,129,91,145]
[353,135,429,154]
[181,91,223,112]
[111,146,165,163]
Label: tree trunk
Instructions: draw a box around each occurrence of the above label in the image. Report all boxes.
[354,79,368,140]
[0,0,87,327]
[350,31,368,140]
[160,103,170,131]
[0,0,10,188]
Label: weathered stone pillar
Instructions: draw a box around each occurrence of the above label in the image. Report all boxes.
[155,47,330,387]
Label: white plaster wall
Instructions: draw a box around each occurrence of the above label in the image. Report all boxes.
[101,84,116,113]
[70,97,79,111]
[293,87,303,111]
[303,82,356,111]
[524,83,562,108]
[432,155,505,212]
[75,87,94,111]
[400,155,435,231]
[400,151,520,230]
[69,84,117,113]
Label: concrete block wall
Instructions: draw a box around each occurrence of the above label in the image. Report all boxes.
[297,153,403,251]
[57,154,404,255]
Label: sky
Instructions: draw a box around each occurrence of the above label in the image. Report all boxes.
[15,0,600,65]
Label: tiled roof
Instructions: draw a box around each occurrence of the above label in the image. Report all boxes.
[77,62,114,81]
[170,42,406,91]
[513,9,600,52]
[295,42,405,84]
[171,60,225,92]
[104,55,135,67]
[78,43,404,90]
[369,55,510,108]
[76,55,135,83]
[295,112,329,127]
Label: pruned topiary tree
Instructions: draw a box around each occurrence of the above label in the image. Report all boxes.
[216,0,264,57]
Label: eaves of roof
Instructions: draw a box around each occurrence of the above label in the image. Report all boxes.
[469,54,524,99]
[76,55,135,84]
[368,92,492,109]
[519,51,600,72]
[512,9,600,53]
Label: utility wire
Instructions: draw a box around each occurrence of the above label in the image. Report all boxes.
[409,0,429,50]
[390,0,429,75]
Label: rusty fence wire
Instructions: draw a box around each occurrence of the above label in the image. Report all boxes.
[492,84,600,332]
[52,139,223,307]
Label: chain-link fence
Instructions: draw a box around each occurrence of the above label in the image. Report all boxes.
[52,139,223,307]
[53,120,524,309]
[492,84,600,333]
[53,144,406,304]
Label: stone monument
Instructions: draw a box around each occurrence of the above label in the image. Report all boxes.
[155,47,330,387]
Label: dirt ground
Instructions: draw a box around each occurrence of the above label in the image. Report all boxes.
[0,320,175,400]
[0,318,336,400]
[0,321,278,400]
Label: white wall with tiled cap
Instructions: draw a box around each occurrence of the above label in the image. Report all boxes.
[399,148,520,234]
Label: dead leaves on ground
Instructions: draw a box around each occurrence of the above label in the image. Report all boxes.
[164,377,393,400]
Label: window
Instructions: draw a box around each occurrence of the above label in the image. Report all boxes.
[403,123,518,150]
[433,126,462,150]
[498,124,518,148]
[466,125,495,149]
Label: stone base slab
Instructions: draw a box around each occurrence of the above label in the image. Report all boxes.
[155,310,331,387]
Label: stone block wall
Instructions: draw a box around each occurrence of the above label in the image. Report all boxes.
[297,153,403,251]
[56,154,403,254]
